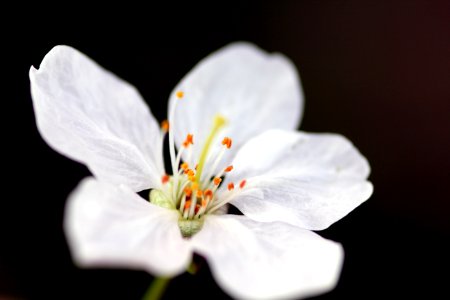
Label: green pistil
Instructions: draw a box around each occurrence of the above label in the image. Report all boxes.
[195,115,227,183]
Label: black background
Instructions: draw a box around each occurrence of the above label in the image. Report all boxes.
[2,1,449,299]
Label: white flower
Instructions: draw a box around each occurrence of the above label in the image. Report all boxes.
[29,43,373,299]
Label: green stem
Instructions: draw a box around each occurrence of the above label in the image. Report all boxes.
[142,277,171,300]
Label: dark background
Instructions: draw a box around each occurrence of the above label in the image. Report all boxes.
[2,1,449,299]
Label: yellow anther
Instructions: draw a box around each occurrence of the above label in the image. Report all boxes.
[181,162,189,171]
[176,91,184,99]
[191,182,199,191]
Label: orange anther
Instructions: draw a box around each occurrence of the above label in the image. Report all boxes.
[181,162,189,171]
[176,91,184,99]
[185,169,195,177]
[239,179,247,189]
[184,187,192,197]
[183,134,194,148]
[186,134,194,144]
[224,165,233,172]
[204,189,213,199]
[196,189,203,198]
[195,204,201,214]
[227,182,235,191]
[161,174,170,184]
[161,120,170,132]
[222,137,232,149]
[188,175,196,182]
[184,200,191,210]
[213,177,222,186]
[191,182,199,191]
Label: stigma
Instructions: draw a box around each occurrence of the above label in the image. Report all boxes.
[150,91,247,237]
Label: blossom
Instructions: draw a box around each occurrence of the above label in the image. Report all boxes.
[29,43,373,299]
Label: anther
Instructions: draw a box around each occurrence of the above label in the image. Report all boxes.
[191,182,199,191]
[222,137,232,149]
[161,120,170,132]
[176,91,184,99]
[185,169,195,177]
[184,187,192,197]
[181,162,189,171]
[224,165,233,172]
[204,189,213,199]
[161,174,170,184]
[213,177,222,186]
[239,180,247,189]
[184,200,191,210]
[196,190,203,198]
[183,134,194,148]
[227,182,235,191]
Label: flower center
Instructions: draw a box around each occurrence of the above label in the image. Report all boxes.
[149,91,246,237]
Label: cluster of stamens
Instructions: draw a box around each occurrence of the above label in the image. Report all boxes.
[155,91,246,223]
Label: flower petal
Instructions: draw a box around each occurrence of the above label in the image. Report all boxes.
[64,177,191,276]
[30,46,163,191]
[169,42,303,173]
[192,215,343,299]
[226,129,373,230]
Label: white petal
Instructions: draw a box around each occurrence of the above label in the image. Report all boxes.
[169,42,303,173]
[192,215,343,299]
[64,178,191,276]
[30,46,163,191]
[227,129,373,230]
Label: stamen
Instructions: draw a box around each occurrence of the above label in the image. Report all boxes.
[221,137,232,149]
[161,174,170,184]
[179,195,186,213]
[168,91,184,175]
[180,162,189,171]
[227,182,235,191]
[213,177,222,186]
[202,138,232,186]
[195,115,227,183]
[224,165,233,172]
[188,194,198,219]
[239,179,247,189]
[196,189,203,198]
